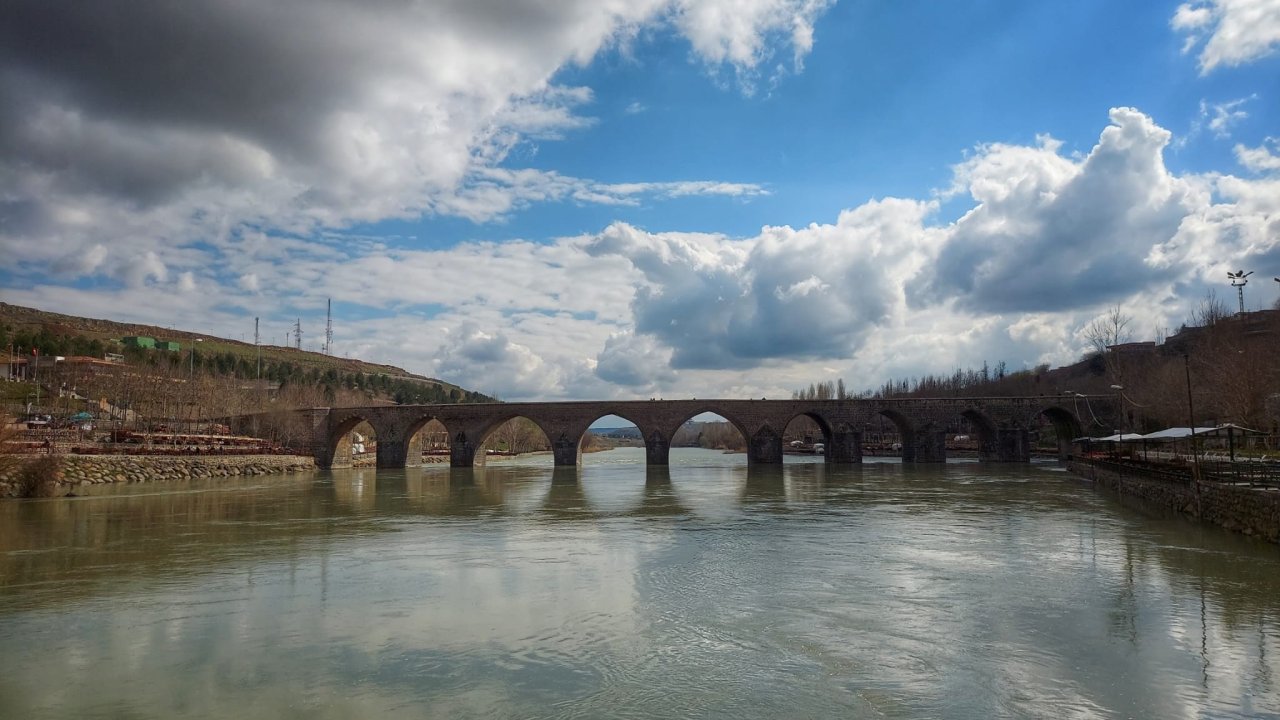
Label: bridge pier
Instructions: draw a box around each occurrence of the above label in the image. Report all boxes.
[449,426,486,468]
[911,426,947,463]
[552,431,581,466]
[371,426,422,469]
[983,426,1030,462]
[645,431,671,465]
[376,440,407,469]
[749,425,784,464]
[827,424,862,463]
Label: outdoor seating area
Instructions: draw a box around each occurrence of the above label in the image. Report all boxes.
[1074,423,1280,488]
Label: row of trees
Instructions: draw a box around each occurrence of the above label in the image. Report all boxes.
[2,325,107,360]
[792,295,1280,433]
[793,361,1045,403]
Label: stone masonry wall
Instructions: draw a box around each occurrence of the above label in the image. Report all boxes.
[0,454,317,498]
[1068,461,1280,543]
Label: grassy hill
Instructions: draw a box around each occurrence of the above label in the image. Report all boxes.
[0,302,484,401]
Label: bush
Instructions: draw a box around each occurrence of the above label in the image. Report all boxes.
[14,455,63,498]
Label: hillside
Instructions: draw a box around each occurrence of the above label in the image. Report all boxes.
[0,302,483,400]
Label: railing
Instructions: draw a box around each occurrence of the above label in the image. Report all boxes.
[1077,456,1194,485]
[1198,458,1280,488]
[1074,454,1280,489]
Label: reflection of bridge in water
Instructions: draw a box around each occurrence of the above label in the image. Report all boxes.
[262,396,1115,469]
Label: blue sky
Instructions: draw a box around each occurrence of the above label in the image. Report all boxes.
[2,0,1278,400]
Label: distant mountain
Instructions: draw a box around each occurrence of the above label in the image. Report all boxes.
[592,426,641,439]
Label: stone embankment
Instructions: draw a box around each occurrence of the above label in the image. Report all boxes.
[0,454,317,498]
[1069,460,1280,543]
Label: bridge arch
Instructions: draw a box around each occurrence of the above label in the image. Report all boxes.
[959,408,999,461]
[877,408,918,462]
[403,415,452,468]
[783,411,833,460]
[324,413,379,469]
[575,411,648,466]
[475,414,554,464]
[1036,405,1084,459]
[664,406,752,463]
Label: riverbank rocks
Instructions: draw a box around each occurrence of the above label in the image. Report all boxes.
[0,454,317,498]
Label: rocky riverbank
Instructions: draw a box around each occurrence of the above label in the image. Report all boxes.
[0,454,317,498]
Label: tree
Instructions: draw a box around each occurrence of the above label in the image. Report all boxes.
[1084,305,1133,357]
[1187,289,1228,328]
[1083,305,1135,387]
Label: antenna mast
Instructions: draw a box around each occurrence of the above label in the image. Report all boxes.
[294,318,303,350]
[324,299,333,355]
[254,317,261,381]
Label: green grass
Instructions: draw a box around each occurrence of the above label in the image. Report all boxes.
[0,382,34,402]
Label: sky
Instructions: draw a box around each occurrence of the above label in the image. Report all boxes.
[1,0,1279,401]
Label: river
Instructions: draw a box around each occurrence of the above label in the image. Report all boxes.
[1,448,1278,719]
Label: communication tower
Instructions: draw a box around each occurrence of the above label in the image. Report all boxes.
[294,318,303,350]
[324,299,333,355]
[1228,270,1253,313]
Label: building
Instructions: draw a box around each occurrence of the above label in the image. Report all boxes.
[155,341,181,352]
[2,356,28,381]
[122,336,155,349]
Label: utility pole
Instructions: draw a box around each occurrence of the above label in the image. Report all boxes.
[1184,354,1201,482]
[254,317,261,381]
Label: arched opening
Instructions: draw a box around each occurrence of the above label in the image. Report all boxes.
[782,413,831,461]
[581,413,644,463]
[959,409,999,460]
[407,417,451,466]
[1037,406,1083,459]
[876,409,914,462]
[328,416,376,469]
[479,415,552,462]
[670,411,747,458]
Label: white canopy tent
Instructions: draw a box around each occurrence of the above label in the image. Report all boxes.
[1091,433,1147,443]
[1138,427,1218,441]
[1076,426,1248,463]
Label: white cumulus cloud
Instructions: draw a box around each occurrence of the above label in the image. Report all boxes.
[1172,0,1280,73]
[1235,138,1280,172]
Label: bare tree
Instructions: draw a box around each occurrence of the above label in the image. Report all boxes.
[1187,289,1228,328]
[481,417,549,455]
[1084,305,1133,357]
[1082,305,1134,387]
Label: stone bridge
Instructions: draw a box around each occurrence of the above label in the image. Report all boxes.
[267,395,1114,469]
